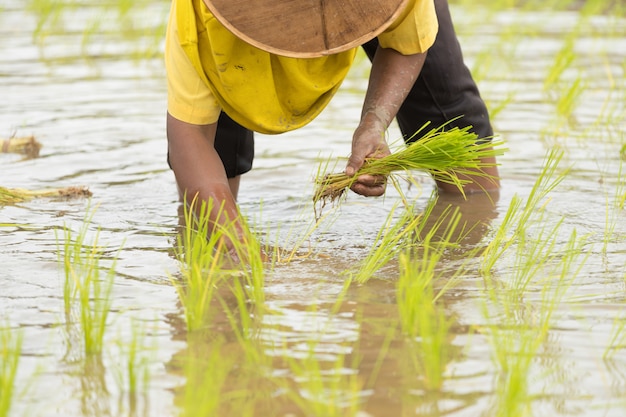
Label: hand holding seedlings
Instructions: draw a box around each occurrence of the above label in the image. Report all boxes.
[345,111,393,197]
[314,123,505,213]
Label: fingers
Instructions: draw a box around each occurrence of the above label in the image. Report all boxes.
[346,151,366,177]
[346,147,389,177]
[351,182,386,197]
[345,126,390,195]
[346,128,389,177]
[350,174,387,197]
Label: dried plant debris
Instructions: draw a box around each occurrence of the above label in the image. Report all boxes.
[1,136,42,159]
[0,186,92,204]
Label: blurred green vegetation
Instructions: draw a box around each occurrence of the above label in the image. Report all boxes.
[26,0,169,61]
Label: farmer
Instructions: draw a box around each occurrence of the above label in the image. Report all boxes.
[165,0,500,246]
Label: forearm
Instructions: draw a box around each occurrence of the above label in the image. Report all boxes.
[346,47,427,194]
[365,48,500,194]
[360,46,427,131]
[166,113,243,235]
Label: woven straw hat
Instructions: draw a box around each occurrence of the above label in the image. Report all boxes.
[205,0,409,58]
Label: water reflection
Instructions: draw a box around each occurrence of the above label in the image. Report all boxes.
[163,189,501,416]
[419,190,500,254]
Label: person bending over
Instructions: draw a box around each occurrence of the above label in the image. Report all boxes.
[165,0,500,249]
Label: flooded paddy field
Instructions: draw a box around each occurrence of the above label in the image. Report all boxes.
[1,1,625,416]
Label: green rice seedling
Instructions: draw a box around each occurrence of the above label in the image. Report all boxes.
[114,0,169,61]
[350,190,477,284]
[170,198,230,332]
[226,222,266,308]
[0,136,41,158]
[531,229,587,347]
[0,326,22,417]
[313,122,505,209]
[58,207,98,319]
[485,214,585,326]
[74,233,116,356]
[80,18,102,58]
[602,160,626,254]
[479,192,523,279]
[350,202,425,284]
[556,74,585,123]
[501,216,563,317]
[583,85,624,143]
[123,325,150,397]
[394,207,471,391]
[481,148,568,277]
[170,195,266,332]
[116,0,135,18]
[485,221,584,323]
[544,38,576,92]
[27,0,65,44]
[477,153,583,415]
[485,256,579,417]
[59,205,118,355]
[482,222,587,417]
[241,189,333,266]
[396,247,443,339]
[400,207,466,306]
[604,315,626,360]
[0,185,92,205]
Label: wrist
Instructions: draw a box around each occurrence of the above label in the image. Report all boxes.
[360,108,391,131]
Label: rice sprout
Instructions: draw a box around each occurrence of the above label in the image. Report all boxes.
[0,185,92,204]
[313,122,505,210]
[1,136,42,158]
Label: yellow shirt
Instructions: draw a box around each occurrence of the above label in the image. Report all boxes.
[165,0,438,134]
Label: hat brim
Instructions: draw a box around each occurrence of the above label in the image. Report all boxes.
[205,0,410,58]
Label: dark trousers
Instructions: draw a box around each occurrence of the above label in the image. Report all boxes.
[215,0,492,178]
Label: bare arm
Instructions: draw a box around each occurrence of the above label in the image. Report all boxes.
[346,46,427,196]
[345,45,500,196]
[166,113,244,241]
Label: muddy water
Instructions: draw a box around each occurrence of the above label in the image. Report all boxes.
[1,2,625,416]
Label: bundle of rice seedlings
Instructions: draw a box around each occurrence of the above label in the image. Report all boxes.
[313,122,505,208]
[0,185,92,204]
[1,136,42,158]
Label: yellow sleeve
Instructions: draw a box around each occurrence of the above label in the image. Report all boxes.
[164,1,221,125]
[377,0,438,55]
